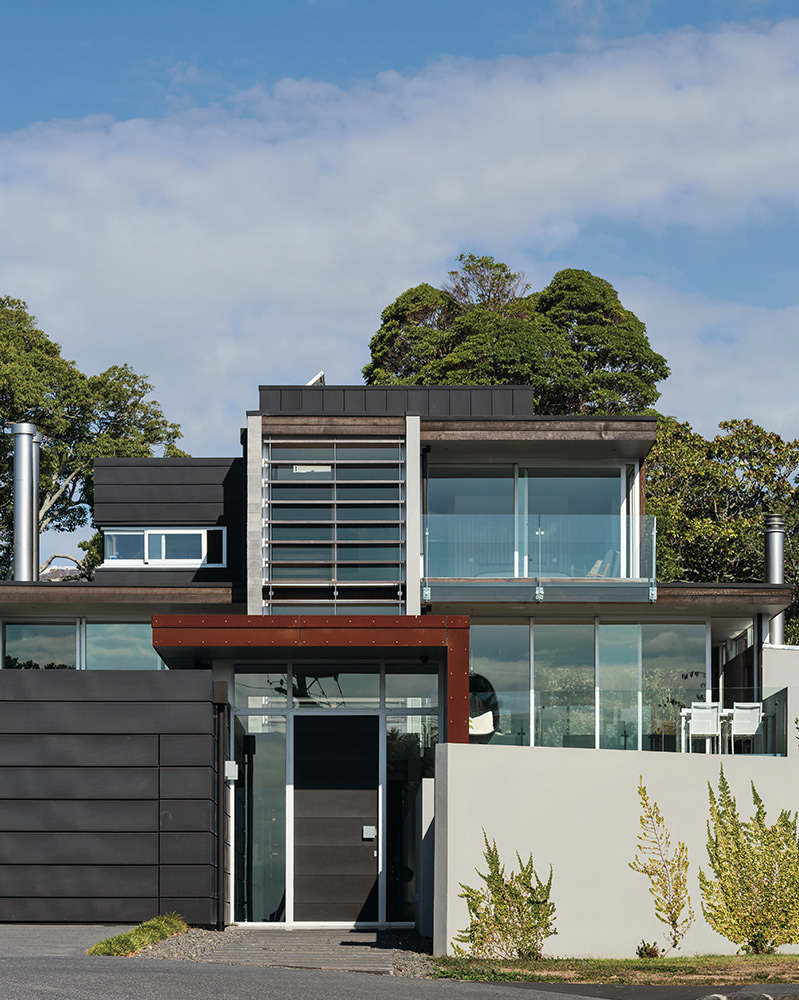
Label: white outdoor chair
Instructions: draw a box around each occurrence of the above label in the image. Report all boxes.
[687,702,722,753]
[729,702,763,754]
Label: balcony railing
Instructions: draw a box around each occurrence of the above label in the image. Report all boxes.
[424,513,656,584]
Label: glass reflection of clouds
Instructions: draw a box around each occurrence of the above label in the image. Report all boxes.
[3,624,76,670]
[85,623,163,670]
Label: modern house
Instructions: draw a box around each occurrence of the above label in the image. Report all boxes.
[1,385,797,956]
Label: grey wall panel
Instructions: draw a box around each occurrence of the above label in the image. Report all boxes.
[0,670,213,702]
[97,484,226,504]
[0,897,158,923]
[0,767,157,800]
[159,735,215,766]
[159,833,215,864]
[0,703,213,734]
[97,502,230,524]
[0,833,157,865]
[0,865,159,897]
[256,384,539,417]
[160,866,216,897]
[159,897,215,925]
[0,671,221,927]
[159,767,215,799]
[0,734,158,766]
[159,800,214,832]
[0,800,158,832]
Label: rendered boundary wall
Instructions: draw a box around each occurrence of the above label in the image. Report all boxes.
[0,670,226,925]
[434,743,799,957]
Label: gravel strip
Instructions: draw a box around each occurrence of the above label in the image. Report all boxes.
[134,927,435,977]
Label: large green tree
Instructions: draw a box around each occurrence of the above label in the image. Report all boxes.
[363,254,670,415]
[0,296,184,576]
[646,416,799,639]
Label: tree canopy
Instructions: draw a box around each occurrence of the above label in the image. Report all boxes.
[363,253,670,415]
[646,416,799,640]
[0,296,184,575]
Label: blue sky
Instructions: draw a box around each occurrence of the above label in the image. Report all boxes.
[1,1,798,557]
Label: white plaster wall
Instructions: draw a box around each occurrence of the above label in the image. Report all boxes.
[434,743,799,958]
[762,644,799,757]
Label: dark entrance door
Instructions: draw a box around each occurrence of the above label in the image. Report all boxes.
[293,715,379,921]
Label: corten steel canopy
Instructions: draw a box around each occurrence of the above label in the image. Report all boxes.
[152,613,470,743]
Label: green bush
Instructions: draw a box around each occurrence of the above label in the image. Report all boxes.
[699,768,799,954]
[453,830,556,960]
[86,913,187,956]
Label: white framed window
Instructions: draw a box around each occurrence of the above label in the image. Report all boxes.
[101,527,226,568]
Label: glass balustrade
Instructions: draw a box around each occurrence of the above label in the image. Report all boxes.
[424,513,655,583]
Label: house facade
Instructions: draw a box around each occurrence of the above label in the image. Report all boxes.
[0,386,796,953]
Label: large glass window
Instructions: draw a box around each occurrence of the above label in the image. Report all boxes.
[469,624,530,745]
[642,624,707,752]
[427,465,630,580]
[534,624,595,748]
[234,715,287,922]
[386,715,437,921]
[598,625,639,750]
[523,469,622,579]
[85,623,164,670]
[428,467,514,578]
[3,623,76,670]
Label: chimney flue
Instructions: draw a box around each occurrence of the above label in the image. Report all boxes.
[764,513,785,645]
[12,423,37,582]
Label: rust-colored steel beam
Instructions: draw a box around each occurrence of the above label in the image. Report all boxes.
[151,613,471,742]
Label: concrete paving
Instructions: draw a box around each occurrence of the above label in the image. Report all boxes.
[196,928,396,974]
[0,923,135,957]
[0,925,797,1000]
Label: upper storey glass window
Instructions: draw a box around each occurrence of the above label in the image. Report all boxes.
[426,464,643,581]
[102,528,226,567]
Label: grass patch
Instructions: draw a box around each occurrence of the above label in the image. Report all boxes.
[433,953,799,985]
[86,913,187,956]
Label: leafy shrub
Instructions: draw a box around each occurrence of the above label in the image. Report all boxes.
[699,767,799,954]
[636,939,663,959]
[629,776,694,951]
[453,830,556,960]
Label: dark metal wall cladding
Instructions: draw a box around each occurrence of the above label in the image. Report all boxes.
[92,457,244,587]
[0,671,222,925]
[256,385,535,418]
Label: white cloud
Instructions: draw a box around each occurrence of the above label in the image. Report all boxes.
[622,278,799,439]
[0,16,798,466]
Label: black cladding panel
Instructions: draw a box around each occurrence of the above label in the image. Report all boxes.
[0,670,222,926]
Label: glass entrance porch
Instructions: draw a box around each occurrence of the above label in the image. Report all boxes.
[232,659,439,925]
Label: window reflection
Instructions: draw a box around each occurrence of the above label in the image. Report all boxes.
[293,667,380,708]
[386,715,437,922]
[642,624,706,752]
[598,625,639,750]
[469,624,530,745]
[85,623,163,670]
[3,624,77,670]
[534,624,595,748]
[234,716,286,922]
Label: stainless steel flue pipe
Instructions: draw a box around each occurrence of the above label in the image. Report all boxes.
[764,513,785,645]
[12,423,37,582]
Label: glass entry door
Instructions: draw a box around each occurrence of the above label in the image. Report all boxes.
[293,715,379,921]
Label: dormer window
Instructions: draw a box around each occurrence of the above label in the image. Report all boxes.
[102,528,226,568]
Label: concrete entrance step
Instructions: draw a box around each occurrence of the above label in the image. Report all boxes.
[202,929,395,974]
